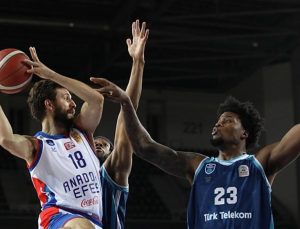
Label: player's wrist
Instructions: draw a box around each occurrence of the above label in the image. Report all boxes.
[132,57,145,64]
[120,95,131,107]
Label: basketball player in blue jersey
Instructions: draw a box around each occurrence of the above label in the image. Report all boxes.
[0,47,104,229]
[91,79,300,229]
[91,19,149,229]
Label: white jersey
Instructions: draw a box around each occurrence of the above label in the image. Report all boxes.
[28,128,102,226]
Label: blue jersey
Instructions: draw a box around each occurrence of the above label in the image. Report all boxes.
[100,166,129,229]
[187,154,274,229]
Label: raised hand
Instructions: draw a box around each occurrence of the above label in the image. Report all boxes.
[90,77,129,104]
[24,47,55,79]
[127,19,149,62]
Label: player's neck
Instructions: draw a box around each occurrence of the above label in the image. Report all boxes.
[217,146,246,160]
[42,118,70,135]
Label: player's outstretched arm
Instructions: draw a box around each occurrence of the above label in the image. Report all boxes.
[124,19,149,109]
[91,20,149,186]
[95,78,206,183]
[257,125,300,180]
[0,105,36,163]
[24,47,103,134]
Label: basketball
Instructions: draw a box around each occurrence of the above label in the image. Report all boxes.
[0,48,32,94]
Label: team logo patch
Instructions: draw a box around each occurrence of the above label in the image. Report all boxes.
[238,165,249,177]
[205,163,216,175]
[70,130,82,143]
[64,141,75,150]
[46,140,55,146]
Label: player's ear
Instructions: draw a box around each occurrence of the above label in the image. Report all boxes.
[241,130,249,139]
[44,99,54,111]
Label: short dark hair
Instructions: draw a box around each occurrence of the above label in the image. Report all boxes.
[217,96,264,149]
[27,80,63,121]
[94,136,114,153]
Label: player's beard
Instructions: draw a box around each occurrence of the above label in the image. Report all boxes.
[210,136,225,147]
[53,106,74,130]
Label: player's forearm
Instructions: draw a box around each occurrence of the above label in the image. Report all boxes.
[114,60,144,141]
[46,70,104,105]
[126,60,144,109]
[120,98,194,179]
[120,98,152,153]
[113,60,144,148]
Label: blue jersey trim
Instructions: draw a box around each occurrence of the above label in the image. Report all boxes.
[101,166,129,192]
[34,131,68,139]
[214,153,249,165]
[193,157,209,185]
[252,156,272,192]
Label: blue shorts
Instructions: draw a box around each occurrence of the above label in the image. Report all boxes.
[49,212,83,229]
[38,206,103,229]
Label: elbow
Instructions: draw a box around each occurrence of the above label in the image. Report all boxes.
[91,92,104,110]
[0,135,9,146]
[0,136,12,149]
[0,136,3,146]
[132,136,154,158]
[94,92,104,105]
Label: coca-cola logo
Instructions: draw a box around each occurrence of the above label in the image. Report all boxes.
[81,196,99,207]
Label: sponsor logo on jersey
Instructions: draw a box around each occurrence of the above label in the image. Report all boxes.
[64,141,76,150]
[46,140,55,146]
[81,196,99,207]
[238,165,249,177]
[205,163,216,174]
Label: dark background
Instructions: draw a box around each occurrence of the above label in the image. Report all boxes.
[1,0,300,91]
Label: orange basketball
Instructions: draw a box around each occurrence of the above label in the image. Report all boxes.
[0,48,33,94]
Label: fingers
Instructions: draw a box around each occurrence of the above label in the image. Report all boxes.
[95,88,121,104]
[90,77,111,86]
[23,59,39,73]
[26,69,34,74]
[132,19,148,39]
[144,29,150,41]
[132,21,136,37]
[135,19,140,36]
[140,22,146,37]
[23,59,39,67]
[29,46,40,62]
[126,38,132,47]
[95,87,113,95]
[95,88,116,101]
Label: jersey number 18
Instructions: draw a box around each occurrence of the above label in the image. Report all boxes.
[68,151,87,169]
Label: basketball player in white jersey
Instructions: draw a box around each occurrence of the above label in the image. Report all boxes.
[92,20,149,229]
[92,78,300,229]
[0,47,104,229]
